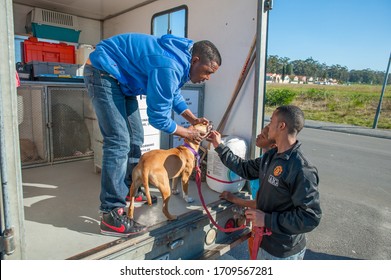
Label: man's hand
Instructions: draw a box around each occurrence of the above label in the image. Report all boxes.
[192,117,209,125]
[186,126,206,144]
[181,109,209,126]
[206,130,222,148]
[245,208,266,227]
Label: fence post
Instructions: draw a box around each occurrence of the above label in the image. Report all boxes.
[373,52,391,129]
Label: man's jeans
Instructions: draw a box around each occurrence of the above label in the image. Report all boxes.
[83,64,144,211]
[257,247,306,260]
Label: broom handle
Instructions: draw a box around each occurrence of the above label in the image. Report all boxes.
[216,35,257,133]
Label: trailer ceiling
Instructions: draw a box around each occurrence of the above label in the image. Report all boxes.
[14,0,158,20]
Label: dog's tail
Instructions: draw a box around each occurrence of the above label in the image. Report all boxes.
[141,169,153,206]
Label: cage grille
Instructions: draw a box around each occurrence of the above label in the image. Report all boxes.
[41,9,75,27]
[49,87,94,161]
[17,85,94,167]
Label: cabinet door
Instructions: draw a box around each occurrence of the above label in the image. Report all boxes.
[48,86,93,162]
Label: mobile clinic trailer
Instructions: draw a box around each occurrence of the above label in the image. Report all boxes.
[0,0,270,260]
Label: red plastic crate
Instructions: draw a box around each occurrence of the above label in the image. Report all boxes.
[23,37,75,64]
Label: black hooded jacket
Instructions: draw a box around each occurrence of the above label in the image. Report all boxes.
[214,140,321,258]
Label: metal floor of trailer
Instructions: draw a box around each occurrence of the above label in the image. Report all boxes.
[21,159,229,260]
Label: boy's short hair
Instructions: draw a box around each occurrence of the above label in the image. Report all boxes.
[276,105,305,135]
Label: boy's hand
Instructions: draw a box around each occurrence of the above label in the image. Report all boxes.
[245,209,265,227]
[206,130,222,148]
[219,191,235,202]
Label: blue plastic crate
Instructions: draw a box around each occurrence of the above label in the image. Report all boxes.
[31,23,81,43]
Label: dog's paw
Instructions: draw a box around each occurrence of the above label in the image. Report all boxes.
[184,196,194,203]
[168,215,178,221]
[171,188,180,195]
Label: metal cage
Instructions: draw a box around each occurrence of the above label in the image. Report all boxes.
[48,86,94,162]
[17,83,94,167]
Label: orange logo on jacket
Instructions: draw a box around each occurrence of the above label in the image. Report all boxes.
[273,166,283,176]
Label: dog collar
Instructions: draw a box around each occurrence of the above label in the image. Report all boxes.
[183,143,200,167]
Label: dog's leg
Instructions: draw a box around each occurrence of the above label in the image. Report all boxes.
[127,167,143,219]
[127,182,137,219]
[181,173,194,203]
[160,176,177,220]
[142,171,153,206]
[171,176,180,195]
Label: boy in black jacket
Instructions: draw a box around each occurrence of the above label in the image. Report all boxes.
[207,105,321,260]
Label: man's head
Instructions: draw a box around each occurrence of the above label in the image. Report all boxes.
[255,125,276,149]
[268,105,305,141]
[190,40,221,83]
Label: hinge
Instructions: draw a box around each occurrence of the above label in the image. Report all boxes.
[0,228,16,256]
[264,0,273,11]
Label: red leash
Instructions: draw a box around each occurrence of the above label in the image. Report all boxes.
[195,166,246,233]
[248,226,272,260]
[187,142,272,259]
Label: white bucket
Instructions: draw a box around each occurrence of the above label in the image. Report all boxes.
[76,44,94,65]
[206,136,247,193]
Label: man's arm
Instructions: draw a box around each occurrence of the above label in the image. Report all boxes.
[146,69,207,144]
[180,109,209,126]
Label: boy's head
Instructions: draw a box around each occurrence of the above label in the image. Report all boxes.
[269,105,304,140]
[256,125,276,149]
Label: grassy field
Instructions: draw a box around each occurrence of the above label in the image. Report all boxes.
[265,83,391,130]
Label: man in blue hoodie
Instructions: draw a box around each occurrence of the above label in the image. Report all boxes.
[83,33,221,236]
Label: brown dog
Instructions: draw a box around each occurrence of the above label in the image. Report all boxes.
[127,123,211,220]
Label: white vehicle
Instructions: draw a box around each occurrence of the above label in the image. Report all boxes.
[0,0,271,260]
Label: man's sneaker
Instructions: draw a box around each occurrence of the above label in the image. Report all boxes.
[100,207,147,237]
[126,190,158,205]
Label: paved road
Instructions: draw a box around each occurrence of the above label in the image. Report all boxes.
[224,123,391,260]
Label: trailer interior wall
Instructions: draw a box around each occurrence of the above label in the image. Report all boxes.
[103,0,258,147]
[12,3,102,45]
[12,0,259,148]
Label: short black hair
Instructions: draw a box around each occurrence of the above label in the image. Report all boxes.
[275,105,305,135]
[192,40,222,66]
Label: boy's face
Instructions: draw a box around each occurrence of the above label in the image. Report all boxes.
[189,57,219,83]
[256,125,274,148]
[268,110,280,141]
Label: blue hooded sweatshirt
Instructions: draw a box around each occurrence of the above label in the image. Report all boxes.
[89,33,193,134]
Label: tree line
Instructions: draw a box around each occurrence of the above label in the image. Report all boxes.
[266,55,390,85]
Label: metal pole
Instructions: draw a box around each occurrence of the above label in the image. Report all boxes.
[251,0,272,159]
[0,68,16,259]
[373,52,391,129]
[0,0,26,259]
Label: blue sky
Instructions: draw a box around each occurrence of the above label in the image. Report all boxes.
[267,0,391,71]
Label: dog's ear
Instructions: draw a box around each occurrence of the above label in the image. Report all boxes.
[207,122,213,134]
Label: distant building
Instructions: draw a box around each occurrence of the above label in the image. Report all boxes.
[266,73,336,85]
[266,73,282,83]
